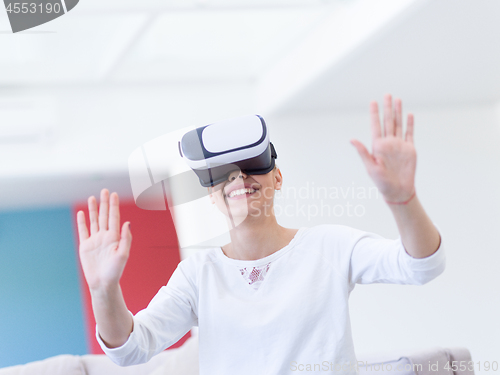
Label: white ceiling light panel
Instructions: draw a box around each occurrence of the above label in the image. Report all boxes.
[0,14,147,84]
[110,8,327,82]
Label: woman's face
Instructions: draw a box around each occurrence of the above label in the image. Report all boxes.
[207,167,282,222]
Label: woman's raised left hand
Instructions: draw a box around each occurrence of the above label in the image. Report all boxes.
[350,94,416,203]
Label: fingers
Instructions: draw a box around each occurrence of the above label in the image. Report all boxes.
[109,192,120,234]
[88,189,117,236]
[88,196,99,235]
[405,113,414,144]
[76,210,89,243]
[350,139,375,169]
[98,189,109,231]
[383,94,394,137]
[117,222,132,258]
[394,98,403,138]
[370,101,382,140]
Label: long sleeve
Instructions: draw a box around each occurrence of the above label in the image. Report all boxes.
[347,224,446,288]
[95,260,198,366]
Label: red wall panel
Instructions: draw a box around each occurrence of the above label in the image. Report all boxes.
[72,197,190,354]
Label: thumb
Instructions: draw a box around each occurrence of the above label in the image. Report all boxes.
[118,222,132,258]
[350,139,375,169]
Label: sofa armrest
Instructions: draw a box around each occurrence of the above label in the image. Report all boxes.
[446,347,474,375]
[405,347,453,375]
[358,347,474,375]
[0,355,85,375]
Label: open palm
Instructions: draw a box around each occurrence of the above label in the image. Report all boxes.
[77,189,132,291]
[351,94,416,203]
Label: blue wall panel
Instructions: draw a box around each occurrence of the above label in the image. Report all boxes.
[0,206,87,367]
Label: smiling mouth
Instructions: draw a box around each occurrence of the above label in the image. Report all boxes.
[227,188,259,199]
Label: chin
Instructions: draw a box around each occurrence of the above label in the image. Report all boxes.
[219,199,274,219]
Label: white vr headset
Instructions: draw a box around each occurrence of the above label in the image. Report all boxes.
[179,114,277,187]
[128,114,276,249]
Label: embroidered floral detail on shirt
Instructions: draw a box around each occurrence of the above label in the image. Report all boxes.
[239,262,271,290]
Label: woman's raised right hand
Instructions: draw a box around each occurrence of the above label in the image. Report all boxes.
[77,189,132,292]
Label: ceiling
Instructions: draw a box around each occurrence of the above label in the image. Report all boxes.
[1,0,500,209]
[0,0,344,85]
[1,0,498,104]
[260,0,500,113]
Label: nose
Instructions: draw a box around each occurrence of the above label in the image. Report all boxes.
[229,170,248,181]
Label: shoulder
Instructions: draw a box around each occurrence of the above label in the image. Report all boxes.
[166,247,220,290]
[299,224,373,265]
[301,224,366,243]
[176,247,221,273]
[297,225,367,281]
[294,224,366,259]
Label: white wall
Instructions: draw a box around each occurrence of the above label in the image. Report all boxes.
[0,83,255,209]
[0,83,255,177]
[266,103,500,371]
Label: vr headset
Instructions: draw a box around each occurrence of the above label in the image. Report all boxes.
[179,114,277,187]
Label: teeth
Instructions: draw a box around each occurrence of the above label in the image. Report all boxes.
[228,188,256,198]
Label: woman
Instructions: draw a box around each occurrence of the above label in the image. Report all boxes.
[77,95,444,374]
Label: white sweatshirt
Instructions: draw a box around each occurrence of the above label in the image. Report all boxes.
[96,224,446,375]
